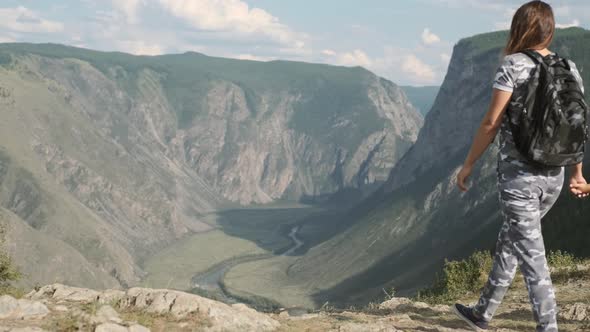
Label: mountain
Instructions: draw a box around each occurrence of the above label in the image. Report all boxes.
[400,85,440,116]
[0,43,422,289]
[219,27,590,308]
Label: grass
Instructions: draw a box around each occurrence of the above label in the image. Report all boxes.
[141,230,267,291]
[222,254,316,308]
[415,251,493,305]
[141,204,321,294]
[0,221,21,296]
[415,250,589,305]
[39,300,212,332]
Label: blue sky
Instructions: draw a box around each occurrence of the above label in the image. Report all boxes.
[0,0,587,86]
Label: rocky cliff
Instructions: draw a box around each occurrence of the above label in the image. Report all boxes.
[2,278,589,331]
[222,27,590,308]
[0,43,422,289]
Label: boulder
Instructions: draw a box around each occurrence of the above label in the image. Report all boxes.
[93,323,150,332]
[97,290,126,305]
[92,305,122,324]
[559,302,589,321]
[94,323,129,332]
[122,287,279,331]
[379,297,412,310]
[0,295,49,320]
[0,295,18,318]
[52,305,69,312]
[128,325,150,332]
[27,284,100,303]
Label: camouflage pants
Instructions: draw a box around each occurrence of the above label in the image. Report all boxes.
[473,160,564,332]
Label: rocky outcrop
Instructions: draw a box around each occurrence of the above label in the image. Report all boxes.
[4,278,590,332]
[25,284,279,332]
[0,295,49,320]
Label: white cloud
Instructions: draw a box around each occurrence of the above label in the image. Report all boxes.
[494,21,510,30]
[328,47,440,85]
[321,49,336,56]
[0,2,454,85]
[494,8,517,31]
[440,53,451,63]
[111,0,144,24]
[336,49,372,68]
[554,6,571,17]
[0,36,16,43]
[421,28,440,45]
[234,54,275,61]
[157,0,305,48]
[401,54,436,84]
[0,6,64,33]
[556,19,580,29]
[117,40,165,55]
[433,0,506,12]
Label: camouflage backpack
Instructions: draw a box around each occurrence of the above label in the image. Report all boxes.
[508,49,589,167]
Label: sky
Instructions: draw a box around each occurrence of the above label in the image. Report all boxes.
[0,1,588,86]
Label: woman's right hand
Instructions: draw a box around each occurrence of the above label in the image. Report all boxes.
[457,164,473,192]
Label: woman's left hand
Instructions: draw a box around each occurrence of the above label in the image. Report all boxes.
[569,174,589,198]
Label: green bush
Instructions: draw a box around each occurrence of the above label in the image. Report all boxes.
[416,251,493,304]
[0,225,21,295]
[0,251,20,286]
[547,250,588,283]
[547,250,579,270]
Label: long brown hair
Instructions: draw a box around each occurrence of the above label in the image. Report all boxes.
[505,1,555,55]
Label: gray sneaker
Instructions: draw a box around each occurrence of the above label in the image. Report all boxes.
[453,303,489,331]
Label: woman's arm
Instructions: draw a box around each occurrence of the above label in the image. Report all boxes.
[457,89,512,191]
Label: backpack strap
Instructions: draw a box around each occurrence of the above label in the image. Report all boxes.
[521,49,544,65]
[521,49,566,68]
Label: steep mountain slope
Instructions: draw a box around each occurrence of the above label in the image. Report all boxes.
[221,27,590,308]
[0,44,422,289]
[318,27,590,304]
[0,44,422,204]
[400,85,440,116]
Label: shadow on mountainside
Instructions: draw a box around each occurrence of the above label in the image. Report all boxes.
[307,143,590,308]
[308,151,504,307]
[207,187,378,256]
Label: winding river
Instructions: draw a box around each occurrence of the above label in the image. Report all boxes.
[191,225,304,303]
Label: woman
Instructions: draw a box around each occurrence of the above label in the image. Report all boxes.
[453,1,587,331]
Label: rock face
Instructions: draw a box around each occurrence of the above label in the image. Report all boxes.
[4,279,590,332]
[0,43,421,288]
[25,284,279,332]
[265,28,590,307]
